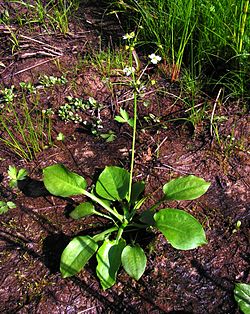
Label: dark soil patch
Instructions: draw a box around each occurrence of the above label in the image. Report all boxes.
[0,2,249,313]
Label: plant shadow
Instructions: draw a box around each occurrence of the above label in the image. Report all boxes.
[42,233,70,274]
[17,177,50,197]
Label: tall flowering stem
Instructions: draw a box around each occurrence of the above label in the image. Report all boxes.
[122,30,161,202]
[128,89,137,202]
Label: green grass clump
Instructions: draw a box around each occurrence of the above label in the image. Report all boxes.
[1,0,80,34]
[0,84,54,161]
[110,0,250,98]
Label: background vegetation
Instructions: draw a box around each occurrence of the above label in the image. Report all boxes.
[110,0,250,99]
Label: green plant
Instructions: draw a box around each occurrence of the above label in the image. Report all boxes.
[56,132,65,141]
[48,0,77,34]
[0,8,10,24]
[42,163,210,290]
[57,96,111,138]
[0,84,54,160]
[39,75,67,87]
[58,96,101,123]
[89,45,127,82]
[0,200,16,215]
[8,165,28,188]
[143,113,161,125]
[112,0,195,81]
[115,108,134,128]
[111,0,250,98]
[58,103,83,123]
[19,81,36,94]
[234,283,250,314]
[10,0,79,34]
[7,26,20,53]
[100,130,117,142]
[232,220,242,234]
[88,117,104,136]
[0,85,15,105]
[235,0,250,55]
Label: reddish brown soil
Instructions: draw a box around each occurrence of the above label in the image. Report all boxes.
[0,2,249,313]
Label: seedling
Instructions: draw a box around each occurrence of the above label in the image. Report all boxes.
[58,96,102,124]
[144,113,161,125]
[100,130,117,142]
[42,163,210,290]
[0,85,15,105]
[115,108,134,128]
[8,165,28,188]
[0,201,16,215]
[232,220,242,234]
[58,96,109,139]
[88,96,103,110]
[88,117,103,136]
[39,75,67,87]
[56,132,65,141]
[19,81,36,94]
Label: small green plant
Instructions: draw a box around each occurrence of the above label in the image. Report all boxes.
[58,103,83,123]
[0,200,16,215]
[58,96,101,123]
[100,130,117,142]
[8,165,28,188]
[144,113,161,125]
[58,96,111,138]
[0,8,10,24]
[39,75,67,87]
[87,117,104,136]
[232,220,242,234]
[115,108,134,128]
[56,132,65,141]
[19,81,36,94]
[0,85,15,106]
[42,163,210,290]
[234,283,250,314]
[90,45,127,83]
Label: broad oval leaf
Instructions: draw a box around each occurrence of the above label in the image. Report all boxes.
[121,244,147,280]
[234,283,250,314]
[43,164,87,197]
[139,210,155,226]
[129,181,145,204]
[95,166,130,201]
[60,236,98,278]
[70,202,95,219]
[163,175,210,201]
[154,208,207,250]
[96,238,126,290]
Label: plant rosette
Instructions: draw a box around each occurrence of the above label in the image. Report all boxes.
[42,164,210,290]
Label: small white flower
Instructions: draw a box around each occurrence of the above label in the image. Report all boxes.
[122,31,135,40]
[149,53,162,64]
[123,66,135,76]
